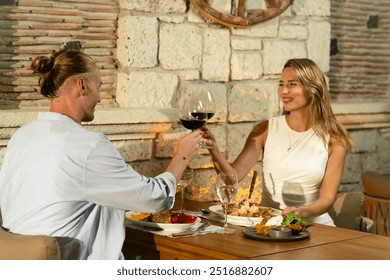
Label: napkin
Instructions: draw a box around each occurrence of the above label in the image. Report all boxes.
[125,220,222,238]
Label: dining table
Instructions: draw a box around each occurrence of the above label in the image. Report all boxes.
[122,200,390,260]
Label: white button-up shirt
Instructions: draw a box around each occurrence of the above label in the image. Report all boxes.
[0,112,176,259]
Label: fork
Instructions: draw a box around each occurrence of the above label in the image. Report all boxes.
[171,223,211,237]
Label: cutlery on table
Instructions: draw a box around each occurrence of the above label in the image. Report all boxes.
[171,222,211,237]
[199,208,210,215]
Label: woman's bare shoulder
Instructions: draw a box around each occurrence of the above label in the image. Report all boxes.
[328,136,347,156]
[251,120,268,136]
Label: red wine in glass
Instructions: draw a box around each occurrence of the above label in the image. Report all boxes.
[207,112,215,119]
[180,99,208,131]
[194,91,215,122]
[180,118,206,130]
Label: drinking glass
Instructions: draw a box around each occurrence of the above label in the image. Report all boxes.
[179,98,208,132]
[215,172,238,234]
[178,166,194,213]
[191,91,215,148]
[194,91,216,121]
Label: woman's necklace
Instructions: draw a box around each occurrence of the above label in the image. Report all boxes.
[286,116,313,152]
[287,127,302,151]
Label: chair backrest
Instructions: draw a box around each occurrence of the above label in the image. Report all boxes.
[361,171,390,236]
[0,226,60,260]
[362,171,390,199]
[329,192,373,232]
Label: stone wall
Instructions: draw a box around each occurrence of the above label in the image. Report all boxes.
[112,0,333,201]
[329,0,390,102]
[1,0,389,203]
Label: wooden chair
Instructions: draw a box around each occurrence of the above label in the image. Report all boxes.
[361,171,390,236]
[329,192,374,233]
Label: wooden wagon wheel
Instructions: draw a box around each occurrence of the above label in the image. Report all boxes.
[189,0,294,28]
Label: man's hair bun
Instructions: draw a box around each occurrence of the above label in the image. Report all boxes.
[31,56,54,74]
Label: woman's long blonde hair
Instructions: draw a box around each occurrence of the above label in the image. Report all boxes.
[282,58,354,153]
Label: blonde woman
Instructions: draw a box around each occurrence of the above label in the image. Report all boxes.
[204,58,353,225]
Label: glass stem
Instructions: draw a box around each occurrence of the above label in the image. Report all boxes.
[180,186,186,212]
[223,203,228,229]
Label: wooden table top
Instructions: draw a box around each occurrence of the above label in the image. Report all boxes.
[253,234,390,260]
[134,222,373,259]
[123,200,390,260]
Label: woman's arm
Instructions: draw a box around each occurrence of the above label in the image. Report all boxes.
[204,121,268,182]
[282,137,347,219]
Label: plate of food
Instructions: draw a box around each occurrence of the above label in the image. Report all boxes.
[125,211,201,232]
[208,199,281,227]
[242,213,311,242]
[242,227,310,242]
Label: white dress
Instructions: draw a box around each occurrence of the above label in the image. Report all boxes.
[262,115,335,226]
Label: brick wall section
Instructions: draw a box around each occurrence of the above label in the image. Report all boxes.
[329,0,390,101]
[0,0,118,109]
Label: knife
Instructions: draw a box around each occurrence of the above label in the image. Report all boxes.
[248,170,257,199]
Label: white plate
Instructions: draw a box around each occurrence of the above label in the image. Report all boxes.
[125,211,201,232]
[208,205,281,227]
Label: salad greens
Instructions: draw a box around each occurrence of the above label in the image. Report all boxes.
[281,213,307,226]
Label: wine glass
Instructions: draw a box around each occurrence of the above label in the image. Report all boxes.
[178,166,194,213]
[191,91,215,148]
[215,172,238,234]
[179,98,208,132]
[194,91,216,121]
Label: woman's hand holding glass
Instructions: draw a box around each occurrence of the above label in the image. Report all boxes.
[200,126,217,150]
